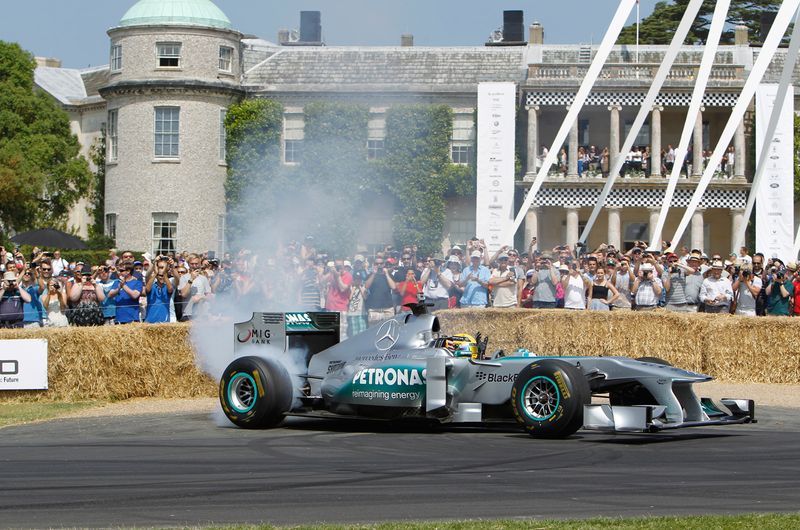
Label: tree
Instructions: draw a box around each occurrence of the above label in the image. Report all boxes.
[0,41,93,232]
[382,105,454,257]
[618,1,784,46]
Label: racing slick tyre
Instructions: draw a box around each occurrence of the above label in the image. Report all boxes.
[219,356,293,429]
[609,356,672,406]
[511,359,590,438]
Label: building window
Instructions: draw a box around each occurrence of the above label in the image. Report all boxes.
[219,109,227,162]
[367,139,385,160]
[110,44,122,71]
[623,222,649,252]
[157,42,181,68]
[219,46,233,72]
[217,214,226,256]
[284,140,302,164]
[107,109,118,161]
[154,107,180,158]
[152,213,178,255]
[105,213,117,240]
[451,144,473,164]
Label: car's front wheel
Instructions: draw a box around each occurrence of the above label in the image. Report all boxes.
[219,356,293,429]
[511,359,590,438]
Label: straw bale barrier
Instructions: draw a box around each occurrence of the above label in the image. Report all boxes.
[0,310,798,403]
[0,323,214,402]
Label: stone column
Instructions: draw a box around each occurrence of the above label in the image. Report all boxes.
[692,107,704,177]
[568,109,579,178]
[607,207,622,250]
[691,207,705,251]
[525,105,540,176]
[566,206,580,247]
[609,105,621,176]
[734,117,746,180]
[650,106,663,177]
[524,207,540,248]
[648,207,661,245]
[730,208,746,253]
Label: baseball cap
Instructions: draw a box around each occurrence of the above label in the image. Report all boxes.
[447,255,461,264]
[526,269,535,277]
[354,254,365,262]
[343,260,352,268]
[470,250,482,258]
[711,260,724,269]
[498,253,509,260]
[640,263,654,272]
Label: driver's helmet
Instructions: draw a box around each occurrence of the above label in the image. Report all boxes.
[447,333,478,358]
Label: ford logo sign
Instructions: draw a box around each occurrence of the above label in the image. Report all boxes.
[770,183,779,188]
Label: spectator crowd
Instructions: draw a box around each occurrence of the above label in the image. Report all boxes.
[1,235,797,335]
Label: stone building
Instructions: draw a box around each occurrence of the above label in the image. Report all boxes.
[32,0,800,255]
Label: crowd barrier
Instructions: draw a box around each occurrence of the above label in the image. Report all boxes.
[1,310,798,402]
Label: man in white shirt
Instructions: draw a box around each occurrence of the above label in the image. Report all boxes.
[50,250,69,277]
[700,260,733,314]
[489,254,518,308]
[732,265,761,316]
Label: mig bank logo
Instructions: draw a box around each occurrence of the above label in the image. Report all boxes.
[236,328,272,344]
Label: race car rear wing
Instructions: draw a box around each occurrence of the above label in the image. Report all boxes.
[234,312,340,363]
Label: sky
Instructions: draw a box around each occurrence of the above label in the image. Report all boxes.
[1,0,658,69]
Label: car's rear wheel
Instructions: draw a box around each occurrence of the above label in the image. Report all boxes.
[219,356,293,429]
[511,359,590,438]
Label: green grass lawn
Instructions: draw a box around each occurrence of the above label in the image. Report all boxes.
[0,401,100,428]
[214,513,800,530]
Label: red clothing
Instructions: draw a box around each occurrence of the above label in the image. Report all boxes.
[793,279,800,315]
[396,280,422,307]
[520,285,534,308]
[325,271,352,312]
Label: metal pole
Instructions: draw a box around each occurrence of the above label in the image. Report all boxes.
[508,0,638,243]
[671,0,800,247]
[579,0,706,245]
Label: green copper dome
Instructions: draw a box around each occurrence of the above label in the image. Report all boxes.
[119,0,233,30]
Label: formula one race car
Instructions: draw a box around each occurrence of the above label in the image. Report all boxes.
[219,304,755,437]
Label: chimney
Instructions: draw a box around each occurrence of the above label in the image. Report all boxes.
[300,11,322,44]
[503,10,524,43]
[760,12,776,44]
[35,57,62,68]
[734,25,749,46]
[277,29,290,45]
[401,34,414,47]
[529,22,544,45]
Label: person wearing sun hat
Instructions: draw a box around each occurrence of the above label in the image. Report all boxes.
[700,260,733,314]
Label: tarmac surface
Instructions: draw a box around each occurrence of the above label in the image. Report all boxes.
[1,406,799,528]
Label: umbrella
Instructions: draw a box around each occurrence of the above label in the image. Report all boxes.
[10,228,88,250]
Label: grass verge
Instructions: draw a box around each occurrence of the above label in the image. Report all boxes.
[214,513,800,529]
[0,401,100,428]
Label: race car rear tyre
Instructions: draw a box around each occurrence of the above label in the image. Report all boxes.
[219,356,293,429]
[511,359,590,438]
[609,357,672,406]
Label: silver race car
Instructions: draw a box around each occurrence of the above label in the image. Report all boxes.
[219,304,755,437]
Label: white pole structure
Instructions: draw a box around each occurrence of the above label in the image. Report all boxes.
[733,8,800,254]
[579,0,707,245]
[508,0,637,242]
[636,0,640,65]
[647,0,731,251]
[671,0,800,248]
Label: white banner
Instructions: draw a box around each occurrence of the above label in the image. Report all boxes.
[756,84,794,261]
[476,82,516,254]
[0,339,48,390]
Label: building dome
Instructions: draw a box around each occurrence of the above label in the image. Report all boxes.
[118,0,233,30]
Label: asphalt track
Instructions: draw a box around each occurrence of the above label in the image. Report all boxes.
[1,406,799,528]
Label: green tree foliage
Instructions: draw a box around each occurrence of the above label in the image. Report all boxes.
[618,1,783,45]
[382,105,454,257]
[224,98,284,243]
[0,41,93,232]
[85,132,114,249]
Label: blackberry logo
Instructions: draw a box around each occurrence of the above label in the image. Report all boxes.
[475,371,517,383]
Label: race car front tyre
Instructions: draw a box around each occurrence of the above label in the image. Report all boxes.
[219,356,293,429]
[609,356,672,406]
[511,359,590,438]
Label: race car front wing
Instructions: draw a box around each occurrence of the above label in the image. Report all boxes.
[583,398,756,433]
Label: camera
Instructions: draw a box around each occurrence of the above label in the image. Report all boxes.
[671,266,680,273]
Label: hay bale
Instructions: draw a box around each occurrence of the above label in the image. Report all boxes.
[0,324,215,402]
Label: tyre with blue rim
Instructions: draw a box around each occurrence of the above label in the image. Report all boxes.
[511,359,590,438]
[219,356,293,429]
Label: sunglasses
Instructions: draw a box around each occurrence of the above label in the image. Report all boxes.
[41,267,51,271]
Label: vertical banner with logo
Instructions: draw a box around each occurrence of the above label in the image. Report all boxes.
[755,84,794,261]
[0,339,48,390]
[476,82,516,254]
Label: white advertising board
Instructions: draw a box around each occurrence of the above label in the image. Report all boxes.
[0,339,48,390]
[755,84,794,261]
[476,82,516,254]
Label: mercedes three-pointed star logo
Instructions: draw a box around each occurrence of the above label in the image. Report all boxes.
[375,319,400,351]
